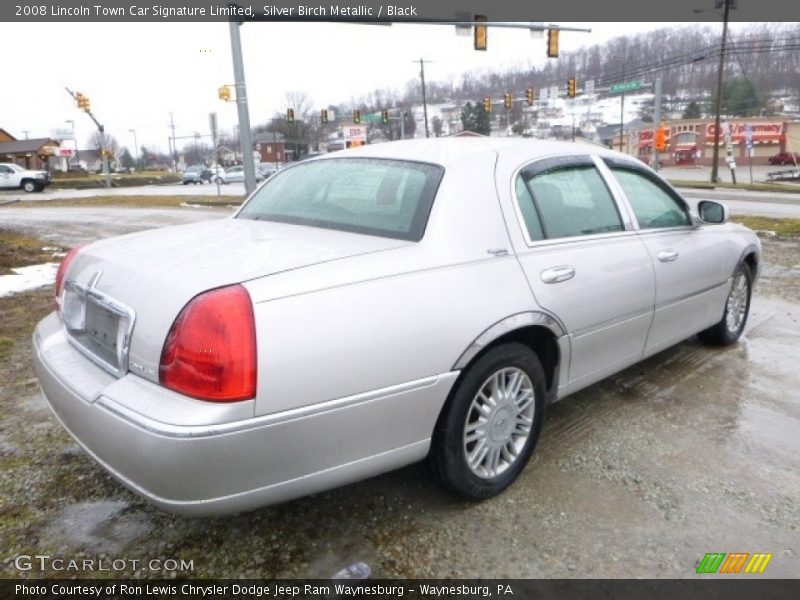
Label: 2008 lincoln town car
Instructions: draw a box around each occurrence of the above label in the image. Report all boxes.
[33,139,760,515]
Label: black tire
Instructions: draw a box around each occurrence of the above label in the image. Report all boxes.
[22,180,37,193]
[429,343,546,500]
[698,263,752,346]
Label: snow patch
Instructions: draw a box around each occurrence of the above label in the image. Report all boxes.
[0,263,59,298]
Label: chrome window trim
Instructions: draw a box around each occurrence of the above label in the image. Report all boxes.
[508,154,640,249]
[62,280,136,378]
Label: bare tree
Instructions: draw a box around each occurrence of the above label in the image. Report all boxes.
[86,131,119,156]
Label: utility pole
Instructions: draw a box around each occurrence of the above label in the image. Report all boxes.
[652,77,662,172]
[229,19,257,196]
[169,112,178,172]
[711,0,732,183]
[415,59,432,138]
[22,130,30,139]
[618,60,627,154]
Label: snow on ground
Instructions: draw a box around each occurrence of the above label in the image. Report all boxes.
[0,263,58,298]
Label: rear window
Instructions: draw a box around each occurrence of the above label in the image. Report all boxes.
[236,158,444,241]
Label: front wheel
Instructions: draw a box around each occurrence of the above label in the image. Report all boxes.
[699,263,752,345]
[22,180,38,193]
[429,343,545,500]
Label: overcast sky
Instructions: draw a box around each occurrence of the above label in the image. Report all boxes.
[1,21,748,153]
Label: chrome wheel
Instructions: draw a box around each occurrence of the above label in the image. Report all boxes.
[463,367,535,479]
[725,272,749,334]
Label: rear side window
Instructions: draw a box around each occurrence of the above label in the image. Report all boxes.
[610,167,691,229]
[237,158,444,241]
[517,165,623,240]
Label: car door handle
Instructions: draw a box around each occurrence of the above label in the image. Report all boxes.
[657,250,679,262]
[541,266,576,284]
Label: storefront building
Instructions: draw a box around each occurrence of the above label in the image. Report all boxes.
[631,118,793,167]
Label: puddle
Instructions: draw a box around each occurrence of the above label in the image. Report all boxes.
[40,501,152,554]
[0,263,58,297]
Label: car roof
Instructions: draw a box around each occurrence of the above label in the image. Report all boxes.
[316,137,621,168]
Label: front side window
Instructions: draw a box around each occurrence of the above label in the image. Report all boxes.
[237,158,443,241]
[610,167,691,229]
[517,164,623,240]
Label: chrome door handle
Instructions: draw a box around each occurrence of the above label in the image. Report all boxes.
[657,250,679,262]
[541,266,576,284]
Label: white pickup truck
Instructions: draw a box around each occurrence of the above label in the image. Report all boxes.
[0,162,51,192]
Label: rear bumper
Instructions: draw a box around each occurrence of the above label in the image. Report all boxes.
[33,313,456,516]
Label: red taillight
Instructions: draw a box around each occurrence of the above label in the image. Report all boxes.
[159,284,257,402]
[55,244,85,306]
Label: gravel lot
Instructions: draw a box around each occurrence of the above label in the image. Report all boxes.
[1,206,798,579]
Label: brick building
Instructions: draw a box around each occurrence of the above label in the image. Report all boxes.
[628,117,796,167]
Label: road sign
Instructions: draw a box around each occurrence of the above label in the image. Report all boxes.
[361,113,384,123]
[549,85,559,101]
[744,123,753,150]
[610,81,641,94]
[585,79,595,96]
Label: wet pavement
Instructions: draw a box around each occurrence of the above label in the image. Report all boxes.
[0,207,798,579]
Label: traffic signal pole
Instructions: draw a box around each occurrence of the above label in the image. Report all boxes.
[65,87,111,188]
[228,20,257,196]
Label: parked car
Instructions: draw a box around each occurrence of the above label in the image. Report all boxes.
[258,162,280,179]
[767,152,800,166]
[34,139,760,515]
[181,164,211,184]
[0,162,51,192]
[215,165,264,184]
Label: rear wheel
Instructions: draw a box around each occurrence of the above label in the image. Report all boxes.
[699,263,752,345]
[430,343,545,500]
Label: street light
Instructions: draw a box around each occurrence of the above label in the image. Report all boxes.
[129,129,139,171]
[65,119,78,168]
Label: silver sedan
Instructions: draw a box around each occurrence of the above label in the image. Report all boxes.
[34,139,760,515]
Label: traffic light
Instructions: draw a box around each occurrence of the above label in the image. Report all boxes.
[547,29,559,58]
[287,108,295,124]
[567,77,577,98]
[218,86,231,102]
[353,109,361,124]
[321,109,328,124]
[75,92,90,112]
[483,96,492,113]
[474,15,487,51]
[655,127,668,152]
[526,88,534,106]
[381,110,389,124]
[504,92,512,110]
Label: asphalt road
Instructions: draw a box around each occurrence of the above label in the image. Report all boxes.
[1,204,798,578]
[0,181,246,202]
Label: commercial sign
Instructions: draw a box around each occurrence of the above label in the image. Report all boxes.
[706,122,783,142]
[342,125,367,144]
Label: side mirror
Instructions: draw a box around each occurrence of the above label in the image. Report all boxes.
[698,200,729,224]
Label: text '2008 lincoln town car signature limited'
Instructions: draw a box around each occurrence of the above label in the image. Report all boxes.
[33,139,760,515]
